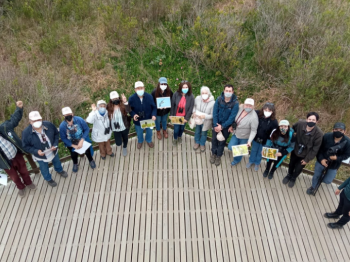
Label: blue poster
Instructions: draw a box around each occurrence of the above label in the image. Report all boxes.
[156,97,171,109]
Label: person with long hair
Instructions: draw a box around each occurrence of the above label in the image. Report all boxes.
[263,120,295,179]
[247,102,278,171]
[107,91,131,156]
[170,81,195,146]
[151,77,173,140]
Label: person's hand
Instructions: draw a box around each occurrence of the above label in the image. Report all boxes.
[228,126,233,133]
[121,93,127,103]
[247,142,251,147]
[77,140,84,149]
[192,113,196,118]
[152,116,156,121]
[321,159,328,167]
[335,189,340,195]
[91,104,97,111]
[330,155,337,161]
[16,101,23,108]
[301,160,307,165]
[50,146,57,151]
[183,119,188,123]
[38,150,45,156]
[134,114,139,121]
[72,145,78,150]
[200,115,206,119]
[277,152,282,157]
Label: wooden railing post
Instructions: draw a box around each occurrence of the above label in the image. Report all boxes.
[26,154,40,174]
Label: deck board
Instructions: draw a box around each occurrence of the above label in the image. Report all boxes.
[0,130,349,262]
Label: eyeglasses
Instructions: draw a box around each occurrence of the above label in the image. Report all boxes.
[181,80,188,83]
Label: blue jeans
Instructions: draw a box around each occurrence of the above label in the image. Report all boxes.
[173,124,185,139]
[228,135,248,164]
[311,161,338,188]
[37,153,63,181]
[194,124,208,146]
[155,114,168,131]
[135,124,153,143]
[249,140,263,165]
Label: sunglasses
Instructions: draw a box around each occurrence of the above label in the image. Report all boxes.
[265,102,275,106]
[181,80,188,83]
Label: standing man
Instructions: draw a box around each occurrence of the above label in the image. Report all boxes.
[211,84,239,166]
[0,101,36,197]
[283,112,323,188]
[22,111,68,187]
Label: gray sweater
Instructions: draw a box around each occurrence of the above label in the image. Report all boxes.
[192,95,215,131]
[170,92,195,121]
[234,105,259,143]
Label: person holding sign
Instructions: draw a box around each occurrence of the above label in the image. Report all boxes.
[0,101,36,197]
[170,81,195,146]
[59,107,95,172]
[262,120,295,179]
[151,77,173,140]
[129,81,157,149]
[22,111,68,187]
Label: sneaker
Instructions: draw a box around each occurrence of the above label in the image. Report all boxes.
[18,188,26,198]
[73,164,79,173]
[147,142,154,148]
[306,187,315,195]
[231,161,238,167]
[268,170,275,180]
[90,160,96,169]
[193,143,200,150]
[210,154,216,164]
[109,153,115,157]
[288,179,296,188]
[263,169,269,178]
[47,180,57,187]
[282,174,291,184]
[324,212,340,219]
[246,162,253,169]
[101,156,106,160]
[173,139,178,146]
[178,137,182,144]
[27,183,37,190]
[137,143,143,149]
[327,223,343,229]
[200,146,205,152]
[122,148,127,157]
[254,164,260,172]
[58,170,68,178]
[215,156,222,166]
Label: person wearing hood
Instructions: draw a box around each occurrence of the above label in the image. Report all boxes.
[263,120,295,179]
[192,86,215,152]
[86,100,114,160]
[22,111,68,187]
[107,91,131,156]
[211,84,239,166]
[59,107,95,173]
[151,77,173,140]
[228,98,259,166]
[0,101,36,197]
[307,122,350,196]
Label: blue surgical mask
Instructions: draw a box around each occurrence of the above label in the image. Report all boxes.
[182,88,189,94]
[136,90,144,97]
[244,108,252,113]
[98,107,106,116]
[224,92,232,98]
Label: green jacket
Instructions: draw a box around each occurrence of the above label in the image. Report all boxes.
[338,177,350,201]
[0,107,27,170]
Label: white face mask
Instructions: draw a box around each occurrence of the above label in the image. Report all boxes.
[264,111,272,117]
[201,94,209,100]
[160,84,167,91]
[33,121,42,129]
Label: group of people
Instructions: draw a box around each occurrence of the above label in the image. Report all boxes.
[1,79,350,230]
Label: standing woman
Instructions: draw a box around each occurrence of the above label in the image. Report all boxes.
[107,91,131,156]
[170,81,195,146]
[192,86,215,152]
[263,120,295,179]
[151,77,173,140]
[247,102,278,171]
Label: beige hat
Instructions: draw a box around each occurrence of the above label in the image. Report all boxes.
[135,81,144,88]
[62,107,73,115]
[110,91,119,99]
[29,111,42,121]
[97,100,107,106]
[244,98,254,106]
[279,120,290,126]
[217,131,225,141]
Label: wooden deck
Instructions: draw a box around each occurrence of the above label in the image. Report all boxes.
[0,130,349,262]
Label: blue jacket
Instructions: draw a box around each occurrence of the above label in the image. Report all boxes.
[212,92,239,129]
[22,121,59,160]
[128,92,157,126]
[59,116,90,147]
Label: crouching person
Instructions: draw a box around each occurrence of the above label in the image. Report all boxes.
[22,111,68,187]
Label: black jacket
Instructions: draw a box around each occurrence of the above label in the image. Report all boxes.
[151,88,173,116]
[316,132,350,170]
[254,110,278,144]
[0,107,27,170]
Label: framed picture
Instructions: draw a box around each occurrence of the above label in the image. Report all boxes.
[140,120,156,129]
[262,147,279,160]
[231,144,249,157]
[156,97,171,109]
[170,116,185,125]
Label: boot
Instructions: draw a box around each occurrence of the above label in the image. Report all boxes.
[263,169,269,178]
[210,154,216,164]
[215,156,222,166]
[268,170,275,180]
[163,130,168,139]
[157,131,162,140]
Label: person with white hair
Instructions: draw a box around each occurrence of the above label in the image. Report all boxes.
[86,100,114,160]
[192,86,215,152]
[59,107,95,173]
[228,98,259,166]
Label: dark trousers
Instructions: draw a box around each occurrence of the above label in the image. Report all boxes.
[68,146,93,164]
[211,127,230,157]
[4,153,33,190]
[335,191,350,226]
[265,156,283,172]
[288,151,306,181]
[114,129,129,148]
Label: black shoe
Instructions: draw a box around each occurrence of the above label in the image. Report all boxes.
[268,170,275,180]
[58,170,68,178]
[282,175,291,184]
[101,156,106,160]
[327,223,343,229]
[288,179,296,188]
[47,180,57,187]
[263,169,269,178]
[324,213,340,219]
[306,187,315,195]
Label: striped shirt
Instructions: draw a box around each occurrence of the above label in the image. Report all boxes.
[112,108,126,132]
[0,135,17,160]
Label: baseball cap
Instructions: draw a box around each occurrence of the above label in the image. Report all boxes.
[244,98,254,106]
[159,77,167,84]
[279,120,290,126]
[110,91,119,99]
[29,111,42,121]
[135,81,144,88]
[62,107,73,115]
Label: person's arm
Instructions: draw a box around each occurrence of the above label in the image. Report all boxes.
[185,95,195,121]
[150,96,157,117]
[21,131,40,157]
[222,102,239,128]
[128,96,136,117]
[78,117,90,140]
[248,116,259,143]
[338,177,350,190]
[335,141,350,163]
[49,122,60,147]
[5,106,23,129]
[85,110,96,124]
[304,131,323,163]
[170,93,177,116]
[212,99,219,127]
[317,135,328,161]
[151,89,157,105]
[59,122,72,147]
[125,104,131,113]
[204,101,215,120]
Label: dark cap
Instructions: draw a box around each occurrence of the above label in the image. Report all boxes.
[333,122,346,130]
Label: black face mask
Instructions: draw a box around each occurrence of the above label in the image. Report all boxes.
[307,122,316,127]
[333,131,344,138]
[65,115,73,122]
[113,99,120,105]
